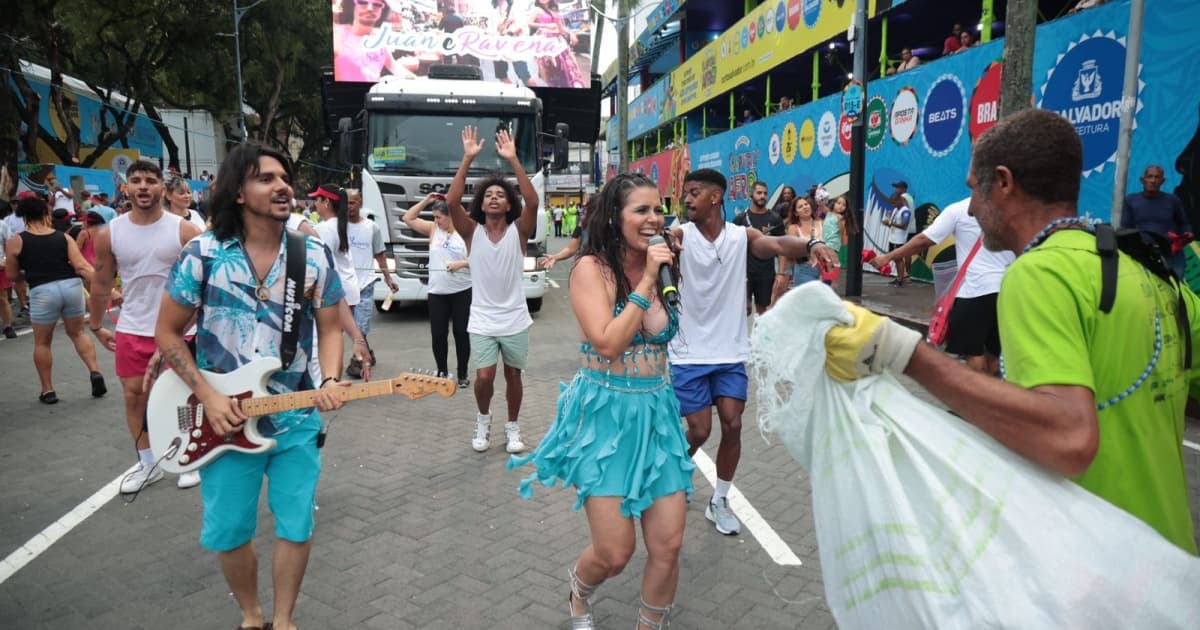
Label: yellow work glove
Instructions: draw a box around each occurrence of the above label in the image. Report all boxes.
[825,302,922,382]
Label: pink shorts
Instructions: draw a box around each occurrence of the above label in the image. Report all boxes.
[115,332,157,378]
[0,268,11,290]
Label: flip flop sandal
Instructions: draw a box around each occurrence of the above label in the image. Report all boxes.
[39,391,58,404]
[235,624,272,630]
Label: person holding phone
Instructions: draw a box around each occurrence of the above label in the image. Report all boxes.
[403,192,472,388]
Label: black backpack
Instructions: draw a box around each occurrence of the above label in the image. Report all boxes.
[1095,223,1192,369]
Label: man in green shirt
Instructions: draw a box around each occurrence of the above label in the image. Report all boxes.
[824,109,1198,553]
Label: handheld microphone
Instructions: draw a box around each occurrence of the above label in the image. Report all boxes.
[648,235,680,309]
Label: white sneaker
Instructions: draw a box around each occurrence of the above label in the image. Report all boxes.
[472,413,492,452]
[705,497,741,535]
[176,470,201,489]
[505,421,526,453]
[120,463,164,494]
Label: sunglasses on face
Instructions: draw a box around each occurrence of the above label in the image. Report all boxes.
[355,0,386,9]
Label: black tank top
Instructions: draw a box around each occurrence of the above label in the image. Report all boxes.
[18,231,77,288]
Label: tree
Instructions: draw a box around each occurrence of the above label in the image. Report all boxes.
[1000,0,1038,119]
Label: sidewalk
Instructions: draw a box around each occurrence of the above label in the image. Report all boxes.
[844,272,934,333]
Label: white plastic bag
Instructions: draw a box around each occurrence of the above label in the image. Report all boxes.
[751,282,1200,630]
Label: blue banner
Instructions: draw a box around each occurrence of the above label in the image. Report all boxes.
[635,0,685,52]
[627,76,674,139]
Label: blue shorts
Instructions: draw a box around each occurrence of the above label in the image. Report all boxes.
[28,277,85,324]
[670,363,748,416]
[199,417,321,552]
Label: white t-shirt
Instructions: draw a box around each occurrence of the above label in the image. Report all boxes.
[314,218,361,306]
[669,222,751,364]
[52,189,73,214]
[888,207,913,245]
[347,218,385,289]
[3,214,23,235]
[428,227,472,295]
[185,209,207,231]
[0,220,11,265]
[921,198,1015,298]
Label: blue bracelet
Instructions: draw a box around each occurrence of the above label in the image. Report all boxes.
[627,292,652,311]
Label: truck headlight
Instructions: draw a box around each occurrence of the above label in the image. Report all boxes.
[523,256,539,272]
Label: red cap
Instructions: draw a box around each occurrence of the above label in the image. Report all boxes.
[307,184,341,202]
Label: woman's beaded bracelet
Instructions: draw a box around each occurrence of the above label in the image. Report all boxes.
[627,292,652,311]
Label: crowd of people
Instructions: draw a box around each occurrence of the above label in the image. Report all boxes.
[4,102,1199,629]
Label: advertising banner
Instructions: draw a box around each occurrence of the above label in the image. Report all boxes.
[670,0,879,116]
[332,0,593,88]
[687,91,849,222]
[629,145,691,206]
[627,76,673,139]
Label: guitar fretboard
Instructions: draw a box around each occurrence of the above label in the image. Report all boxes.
[239,379,402,416]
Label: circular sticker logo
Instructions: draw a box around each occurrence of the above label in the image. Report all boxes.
[1039,33,1139,175]
[890,87,919,145]
[721,40,729,58]
[838,115,853,154]
[775,2,786,32]
[970,61,1002,140]
[842,80,864,121]
[787,0,802,30]
[781,122,799,165]
[802,0,821,28]
[112,154,133,174]
[922,74,966,157]
[865,96,887,150]
[769,132,782,165]
[799,119,816,159]
[742,27,749,49]
[749,22,757,44]
[649,163,659,183]
[758,16,768,37]
[817,110,837,157]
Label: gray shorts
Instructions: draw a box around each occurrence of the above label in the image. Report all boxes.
[469,328,530,370]
[29,277,85,324]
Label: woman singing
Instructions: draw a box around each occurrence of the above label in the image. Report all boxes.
[508,173,692,629]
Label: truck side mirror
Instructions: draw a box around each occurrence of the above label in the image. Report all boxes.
[337,117,354,165]
[553,122,569,170]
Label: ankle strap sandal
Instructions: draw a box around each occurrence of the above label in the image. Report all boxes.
[637,600,672,629]
[568,564,598,630]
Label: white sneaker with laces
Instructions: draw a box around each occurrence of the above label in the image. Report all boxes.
[177,470,201,489]
[505,421,526,453]
[472,413,492,452]
[705,497,741,535]
[120,463,164,494]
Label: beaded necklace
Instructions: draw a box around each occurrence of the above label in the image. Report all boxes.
[1001,217,1163,411]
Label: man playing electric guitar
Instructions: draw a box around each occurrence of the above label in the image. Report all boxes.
[155,144,347,630]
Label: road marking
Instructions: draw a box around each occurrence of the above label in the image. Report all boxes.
[0,464,137,585]
[0,327,32,340]
[547,279,560,289]
[692,450,802,566]
[1184,440,1200,454]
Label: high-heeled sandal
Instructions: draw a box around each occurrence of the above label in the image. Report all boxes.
[636,599,673,629]
[567,564,598,630]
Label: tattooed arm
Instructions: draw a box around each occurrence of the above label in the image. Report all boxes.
[156,293,248,436]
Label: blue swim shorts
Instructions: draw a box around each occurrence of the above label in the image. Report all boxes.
[670,363,748,416]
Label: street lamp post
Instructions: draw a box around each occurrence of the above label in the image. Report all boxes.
[232,0,268,141]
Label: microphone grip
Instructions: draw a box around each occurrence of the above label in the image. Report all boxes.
[648,235,680,309]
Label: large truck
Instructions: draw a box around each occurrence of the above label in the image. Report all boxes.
[337,65,568,313]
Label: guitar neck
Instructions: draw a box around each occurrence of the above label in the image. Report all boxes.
[239,380,397,416]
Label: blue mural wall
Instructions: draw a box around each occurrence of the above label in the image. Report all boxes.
[683,0,1200,261]
[20,79,163,159]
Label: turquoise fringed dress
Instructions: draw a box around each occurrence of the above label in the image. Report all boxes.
[508,302,694,518]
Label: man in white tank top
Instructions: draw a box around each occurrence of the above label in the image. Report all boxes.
[87,160,203,493]
[446,126,540,454]
[669,169,839,536]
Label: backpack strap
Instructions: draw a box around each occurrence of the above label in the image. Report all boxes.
[1095,223,1119,314]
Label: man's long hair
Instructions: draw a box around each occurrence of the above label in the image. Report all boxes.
[210,144,295,242]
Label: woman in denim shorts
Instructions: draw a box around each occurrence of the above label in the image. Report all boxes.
[3,196,106,404]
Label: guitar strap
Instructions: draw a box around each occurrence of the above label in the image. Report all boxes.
[280,229,308,371]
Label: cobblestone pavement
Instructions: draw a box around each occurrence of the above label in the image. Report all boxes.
[0,235,1196,629]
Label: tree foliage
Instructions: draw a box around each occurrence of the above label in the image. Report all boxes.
[0,0,335,188]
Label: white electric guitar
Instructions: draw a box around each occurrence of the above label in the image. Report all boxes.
[147,357,456,474]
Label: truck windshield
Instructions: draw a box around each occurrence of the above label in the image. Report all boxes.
[366,113,539,175]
